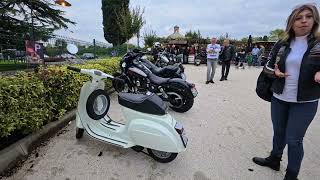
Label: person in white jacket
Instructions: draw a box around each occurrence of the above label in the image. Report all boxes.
[206,37,221,84]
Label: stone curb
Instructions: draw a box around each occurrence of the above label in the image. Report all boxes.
[0,88,115,176]
[0,109,76,176]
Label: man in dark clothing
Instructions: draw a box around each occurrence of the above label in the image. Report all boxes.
[183,47,189,64]
[220,39,236,81]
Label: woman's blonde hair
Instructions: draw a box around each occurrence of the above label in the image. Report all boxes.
[283,4,320,41]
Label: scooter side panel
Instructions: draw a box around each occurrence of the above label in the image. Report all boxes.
[76,81,129,145]
[127,118,186,152]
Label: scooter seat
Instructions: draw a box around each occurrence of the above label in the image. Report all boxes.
[118,92,168,115]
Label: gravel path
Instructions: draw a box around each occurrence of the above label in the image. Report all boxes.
[3,64,320,180]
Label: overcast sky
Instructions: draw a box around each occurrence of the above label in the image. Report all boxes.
[56,0,318,46]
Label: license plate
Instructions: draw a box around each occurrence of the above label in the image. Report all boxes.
[191,88,198,97]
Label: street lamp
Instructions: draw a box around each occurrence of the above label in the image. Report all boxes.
[55,0,72,7]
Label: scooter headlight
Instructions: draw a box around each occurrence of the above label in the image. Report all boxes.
[121,62,126,68]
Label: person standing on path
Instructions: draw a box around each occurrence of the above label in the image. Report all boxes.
[206,37,221,84]
[257,45,265,67]
[220,39,236,81]
[252,3,320,180]
[252,44,260,66]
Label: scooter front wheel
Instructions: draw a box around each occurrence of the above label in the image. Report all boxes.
[147,148,178,163]
[76,127,84,139]
[86,89,110,120]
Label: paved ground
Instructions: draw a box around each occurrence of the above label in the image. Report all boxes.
[3,64,320,180]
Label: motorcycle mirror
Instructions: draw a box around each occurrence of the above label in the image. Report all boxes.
[67,44,78,55]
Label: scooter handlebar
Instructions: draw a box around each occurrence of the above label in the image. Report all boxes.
[67,66,81,72]
[67,66,114,79]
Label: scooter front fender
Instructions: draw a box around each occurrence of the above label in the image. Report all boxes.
[127,118,186,152]
[75,112,84,129]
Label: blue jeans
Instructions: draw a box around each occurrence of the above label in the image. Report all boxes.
[270,96,318,174]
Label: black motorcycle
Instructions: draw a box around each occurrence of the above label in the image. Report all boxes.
[113,50,198,113]
[140,56,186,80]
[155,51,183,66]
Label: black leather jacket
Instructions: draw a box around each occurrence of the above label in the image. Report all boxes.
[220,45,236,61]
[264,34,320,102]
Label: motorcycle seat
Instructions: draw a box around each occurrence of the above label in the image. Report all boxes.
[140,59,179,75]
[160,65,179,72]
[148,73,170,85]
[118,92,167,115]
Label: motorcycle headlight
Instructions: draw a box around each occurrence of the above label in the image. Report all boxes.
[121,62,126,68]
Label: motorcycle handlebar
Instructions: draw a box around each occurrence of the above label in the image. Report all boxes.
[67,66,81,72]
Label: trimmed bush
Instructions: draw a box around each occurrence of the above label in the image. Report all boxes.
[0,57,120,138]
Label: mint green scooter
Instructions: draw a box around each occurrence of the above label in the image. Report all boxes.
[67,66,188,163]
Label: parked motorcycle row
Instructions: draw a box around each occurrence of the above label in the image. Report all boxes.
[112,49,198,113]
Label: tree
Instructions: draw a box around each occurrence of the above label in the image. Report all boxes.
[102,0,145,46]
[143,30,158,48]
[102,0,129,46]
[197,30,201,39]
[253,36,264,41]
[0,0,75,51]
[116,6,145,44]
[263,35,269,41]
[240,37,249,43]
[269,29,285,41]
[0,0,75,41]
[185,30,201,39]
[218,35,226,44]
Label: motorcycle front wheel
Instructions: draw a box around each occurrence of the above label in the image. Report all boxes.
[112,74,131,93]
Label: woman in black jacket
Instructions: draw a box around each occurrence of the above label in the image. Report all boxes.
[252,3,320,180]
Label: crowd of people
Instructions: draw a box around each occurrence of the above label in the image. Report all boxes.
[154,4,320,180]
[206,3,320,180]
[205,37,268,83]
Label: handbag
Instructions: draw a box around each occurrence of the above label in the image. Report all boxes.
[255,67,275,102]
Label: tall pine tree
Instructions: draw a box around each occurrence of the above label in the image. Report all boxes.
[102,0,129,46]
[101,0,145,46]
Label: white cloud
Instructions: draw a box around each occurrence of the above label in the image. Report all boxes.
[56,0,318,46]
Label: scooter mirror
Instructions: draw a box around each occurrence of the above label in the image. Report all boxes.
[67,44,78,55]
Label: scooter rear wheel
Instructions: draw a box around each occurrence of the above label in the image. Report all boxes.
[147,148,178,163]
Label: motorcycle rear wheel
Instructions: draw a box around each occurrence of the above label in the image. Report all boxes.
[165,85,194,113]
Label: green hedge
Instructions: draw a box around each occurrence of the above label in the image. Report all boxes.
[0,57,120,138]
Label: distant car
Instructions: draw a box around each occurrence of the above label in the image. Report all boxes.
[81,53,95,59]
[59,53,76,59]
